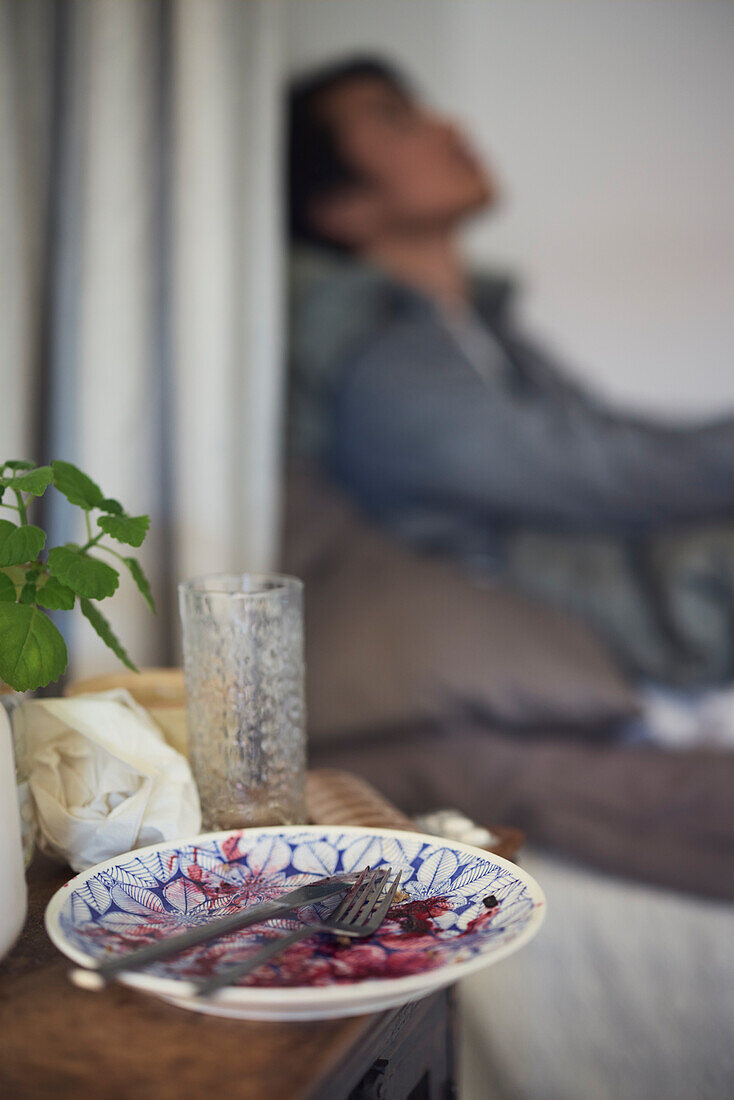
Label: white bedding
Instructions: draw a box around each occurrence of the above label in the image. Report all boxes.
[625,683,734,750]
[459,849,734,1100]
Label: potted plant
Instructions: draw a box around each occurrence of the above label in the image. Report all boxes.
[0,458,154,957]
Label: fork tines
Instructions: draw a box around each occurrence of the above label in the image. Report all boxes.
[331,866,399,929]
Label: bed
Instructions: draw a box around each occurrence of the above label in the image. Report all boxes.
[282,464,734,1100]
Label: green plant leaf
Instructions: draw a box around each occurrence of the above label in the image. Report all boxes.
[0,519,46,566]
[47,545,119,599]
[20,580,36,604]
[123,556,156,612]
[51,460,103,509]
[0,572,16,602]
[36,575,76,611]
[99,497,124,515]
[4,460,35,471]
[97,513,150,548]
[79,599,137,671]
[0,603,68,691]
[0,465,53,496]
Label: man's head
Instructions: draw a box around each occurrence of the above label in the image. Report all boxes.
[288,56,496,255]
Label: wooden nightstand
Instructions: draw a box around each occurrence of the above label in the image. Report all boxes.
[0,854,457,1100]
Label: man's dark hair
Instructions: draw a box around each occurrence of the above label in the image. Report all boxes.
[287,56,409,252]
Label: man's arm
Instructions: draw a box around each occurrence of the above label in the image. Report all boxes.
[332,325,734,532]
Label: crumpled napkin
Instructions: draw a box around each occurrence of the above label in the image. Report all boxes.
[13,690,201,871]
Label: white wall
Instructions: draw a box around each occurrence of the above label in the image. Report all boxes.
[286,0,734,420]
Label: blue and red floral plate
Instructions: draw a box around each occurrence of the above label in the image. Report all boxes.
[45,825,545,1020]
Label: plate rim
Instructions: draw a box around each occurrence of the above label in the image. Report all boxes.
[45,823,546,1008]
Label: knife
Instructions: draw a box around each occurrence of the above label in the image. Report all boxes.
[69,874,357,991]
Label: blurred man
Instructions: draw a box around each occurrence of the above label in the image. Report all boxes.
[287,57,734,683]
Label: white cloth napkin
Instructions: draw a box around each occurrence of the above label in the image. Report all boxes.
[13,690,201,872]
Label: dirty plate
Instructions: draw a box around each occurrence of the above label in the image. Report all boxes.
[45,825,545,1020]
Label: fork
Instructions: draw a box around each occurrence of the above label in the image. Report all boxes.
[194,866,401,998]
[69,873,359,991]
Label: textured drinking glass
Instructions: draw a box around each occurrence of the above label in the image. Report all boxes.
[178,574,306,831]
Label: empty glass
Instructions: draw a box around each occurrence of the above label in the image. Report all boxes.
[178,574,306,830]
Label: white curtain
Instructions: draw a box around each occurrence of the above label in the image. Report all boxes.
[1,0,285,676]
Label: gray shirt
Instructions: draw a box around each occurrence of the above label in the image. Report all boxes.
[289,253,732,556]
[326,272,733,559]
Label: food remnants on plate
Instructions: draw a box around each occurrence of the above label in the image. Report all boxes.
[69,872,503,987]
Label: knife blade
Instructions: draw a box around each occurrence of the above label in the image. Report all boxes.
[69,874,356,991]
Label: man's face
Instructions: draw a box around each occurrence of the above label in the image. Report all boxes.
[318,76,497,241]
